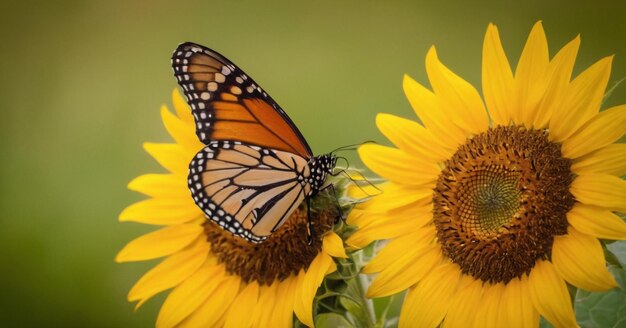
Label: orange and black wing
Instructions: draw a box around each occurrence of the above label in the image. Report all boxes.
[171,42,312,158]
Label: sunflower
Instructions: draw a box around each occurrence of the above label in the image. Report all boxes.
[116,89,348,328]
[348,22,626,327]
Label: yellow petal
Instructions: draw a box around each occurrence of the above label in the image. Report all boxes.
[399,261,461,328]
[561,104,626,159]
[128,241,210,309]
[376,113,453,161]
[119,198,202,225]
[441,275,484,328]
[293,269,308,327]
[472,282,505,328]
[271,275,298,328]
[362,228,435,274]
[116,224,203,262]
[426,46,489,135]
[571,173,626,212]
[549,56,613,142]
[144,142,194,176]
[128,173,188,199]
[294,253,332,327]
[533,35,580,129]
[161,105,204,152]
[552,226,617,291]
[224,283,259,328]
[482,23,514,127]
[172,88,193,123]
[322,232,347,258]
[528,260,577,328]
[572,144,626,176]
[346,216,431,249]
[156,263,225,328]
[514,21,550,127]
[501,275,539,328]
[567,203,626,240]
[252,281,278,328]
[179,275,240,327]
[358,144,439,186]
[349,184,432,214]
[403,74,466,148]
[368,245,441,298]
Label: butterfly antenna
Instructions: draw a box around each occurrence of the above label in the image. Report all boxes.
[329,140,378,154]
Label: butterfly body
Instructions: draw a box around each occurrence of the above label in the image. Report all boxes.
[173,43,336,243]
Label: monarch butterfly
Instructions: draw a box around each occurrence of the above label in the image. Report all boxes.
[171,42,337,243]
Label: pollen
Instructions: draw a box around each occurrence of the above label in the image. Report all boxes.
[433,126,574,283]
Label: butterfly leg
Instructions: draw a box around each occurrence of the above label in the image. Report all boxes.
[306,197,315,245]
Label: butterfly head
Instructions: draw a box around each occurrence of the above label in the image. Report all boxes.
[309,154,337,193]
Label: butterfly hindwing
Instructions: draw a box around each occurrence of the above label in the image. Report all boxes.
[172,43,312,158]
[188,140,311,242]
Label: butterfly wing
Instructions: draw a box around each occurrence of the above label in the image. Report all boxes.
[189,141,311,242]
[171,42,312,158]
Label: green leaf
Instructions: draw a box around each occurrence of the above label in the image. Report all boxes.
[316,313,355,328]
[575,265,626,328]
[607,241,626,269]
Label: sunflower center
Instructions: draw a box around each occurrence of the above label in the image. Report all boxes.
[204,191,338,285]
[433,126,574,283]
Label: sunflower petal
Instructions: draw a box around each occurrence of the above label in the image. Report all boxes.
[349,184,432,214]
[294,253,332,327]
[501,275,539,328]
[514,21,550,127]
[368,244,441,298]
[127,241,210,309]
[224,282,259,328]
[552,226,617,291]
[473,282,505,328]
[399,261,461,328]
[293,270,308,327]
[441,275,484,328]
[179,275,240,327]
[144,142,194,176]
[567,203,626,240]
[426,46,489,135]
[571,173,626,212]
[272,275,298,328]
[160,105,204,151]
[253,281,278,328]
[376,113,453,161]
[561,104,626,159]
[116,224,203,262]
[363,228,435,274]
[528,260,577,328]
[322,232,347,258]
[119,198,202,225]
[358,144,439,186]
[572,144,626,176]
[533,35,580,129]
[346,216,432,249]
[549,56,613,142]
[172,88,193,123]
[156,263,225,328]
[482,23,514,127]
[128,173,188,198]
[403,74,466,148]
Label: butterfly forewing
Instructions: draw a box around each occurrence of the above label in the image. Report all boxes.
[171,43,312,158]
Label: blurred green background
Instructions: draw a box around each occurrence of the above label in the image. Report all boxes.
[1,0,625,326]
